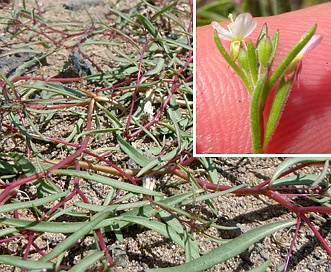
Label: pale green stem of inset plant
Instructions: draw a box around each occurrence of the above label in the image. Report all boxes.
[214,21,318,153]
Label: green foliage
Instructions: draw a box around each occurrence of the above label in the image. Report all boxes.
[213,13,318,153]
[148,220,295,271]
[1,1,330,271]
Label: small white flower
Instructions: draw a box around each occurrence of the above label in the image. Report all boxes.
[286,34,323,80]
[211,13,257,42]
[142,175,156,191]
[298,34,322,58]
[141,88,154,124]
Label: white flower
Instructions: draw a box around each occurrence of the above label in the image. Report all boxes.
[142,175,156,191]
[286,34,323,80]
[211,13,257,42]
[298,34,322,57]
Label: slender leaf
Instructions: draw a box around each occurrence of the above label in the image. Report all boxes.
[250,73,268,153]
[0,191,68,213]
[213,31,250,92]
[52,169,163,196]
[40,206,116,262]
[248,260,271,272]
[267,25,316,93]
[263,77,292,149]
[116,134,150,167]
[121,215,185,248]
[270,158,331,184]
[147,220,295,271]
[69,251,105,272]
[0,255,54,270]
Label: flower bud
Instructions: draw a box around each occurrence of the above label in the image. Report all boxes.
[285,34,322,80]
[257,35,272,67]
[237,47,249,73]
[230,40,241,60]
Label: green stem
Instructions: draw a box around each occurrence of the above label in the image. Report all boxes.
[213,31,252,93]
[250,73,268,153]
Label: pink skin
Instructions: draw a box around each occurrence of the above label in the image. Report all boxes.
[196,3,331,154]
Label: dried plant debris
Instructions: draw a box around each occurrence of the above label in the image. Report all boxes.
[66,48,94,77]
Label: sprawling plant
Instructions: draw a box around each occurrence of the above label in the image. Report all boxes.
[0,1,330,272]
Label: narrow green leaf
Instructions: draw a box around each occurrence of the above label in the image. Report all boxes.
[181,185,245,205]
[0,255,54,270]
[147,220,295,271]
[0,191,68,213]
[136,14,157,37]
[247,40,258,85]
[9,54,45,79]
[108,8,139,26]
[130,116,161,148]
[248,260,271,272]
[0,216,118,234]
[96,102,123,128]
[151,2,177,21]
[137,145,179,177]
[0,48,41,57]
[213,31,250,93]
[145,57,165,76]
[0,227,18,238]
[9,112,32,139]
[270,157,331,184]
[75,200,149,212]
[116,134,149,167]
[0,71,19,98]
[40,206,115,262]
[185,231,200,261]
[268,30,279,67]
[121,215,185,248]
[263,77,292,149]
[0,159,20,174]
[267,25,316,93]
[270,174,322,187]
[75,128,120,142]
[69,251,105,272]
[250,73,268,153]
[57,116,85,147]
[136,14,171,56]
[168,94,182,140]
[9,152,60,196]
[116,192,192,229]
[47,206,75,222]
[113,48,138,66]
[41,83,87,99]
[199,157,219,185]
[53,169,163,196]
[158,210,185,239]
[311,159,329,187]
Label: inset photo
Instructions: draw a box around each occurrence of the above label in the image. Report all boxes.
[195,0,331,155]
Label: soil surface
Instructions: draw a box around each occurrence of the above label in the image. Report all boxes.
[0,1,330,272]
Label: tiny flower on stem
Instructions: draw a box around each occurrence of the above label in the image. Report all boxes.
[142,175,156,191]
[212,13,257,60]
[211,13,257,42]
[286,34,323,80]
